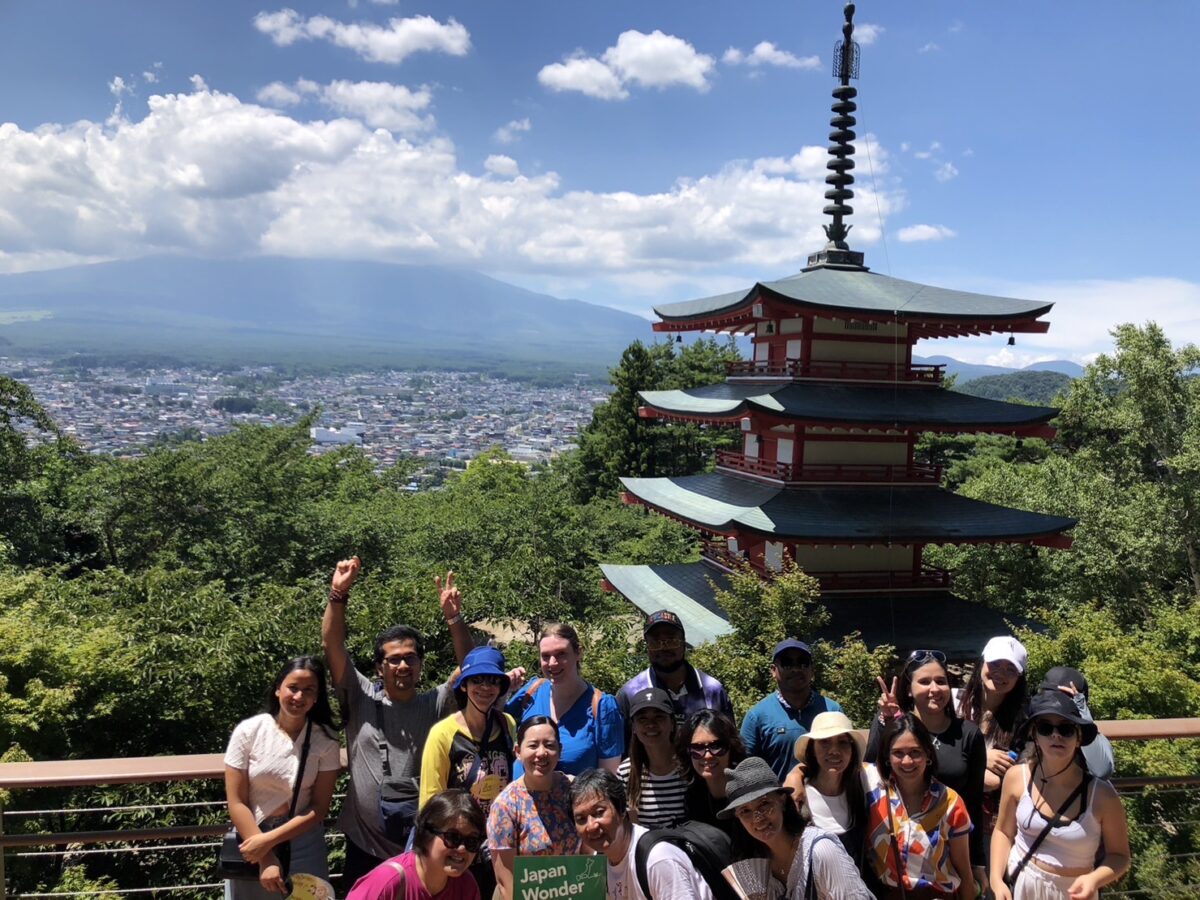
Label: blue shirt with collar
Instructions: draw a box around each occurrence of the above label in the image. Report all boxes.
[740,690,843,779]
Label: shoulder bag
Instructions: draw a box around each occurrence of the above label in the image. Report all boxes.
[375,698,421,846]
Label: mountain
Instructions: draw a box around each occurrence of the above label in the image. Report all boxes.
[1025,359,1085,377]
[956,370,1074,405]
[0,256,653,376]
[915,355,1085,381]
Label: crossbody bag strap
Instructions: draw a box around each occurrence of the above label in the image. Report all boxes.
[287,719,314,820]
[885,785,907,900]
[374,696,393,778]
[1006,772,1091,887]
[590,685,602,754]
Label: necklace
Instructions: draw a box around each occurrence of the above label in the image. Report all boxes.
[771,836,799,882]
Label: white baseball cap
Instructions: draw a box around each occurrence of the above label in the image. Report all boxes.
[982,635,1027,674]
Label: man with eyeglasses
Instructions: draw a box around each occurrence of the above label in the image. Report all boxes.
[323,557,475,888]
[739,639,843,780]
[616,610,733,744]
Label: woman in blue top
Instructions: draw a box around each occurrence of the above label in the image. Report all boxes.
[504,623,623,775]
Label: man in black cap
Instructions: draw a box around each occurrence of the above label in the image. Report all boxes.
[1040,665,1115,779]
[617,610,733,741]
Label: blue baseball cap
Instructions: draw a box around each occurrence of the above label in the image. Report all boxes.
[772,639,812,660]
[453,646,511,694]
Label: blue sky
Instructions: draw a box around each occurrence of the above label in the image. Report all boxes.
[1,1,1197,365]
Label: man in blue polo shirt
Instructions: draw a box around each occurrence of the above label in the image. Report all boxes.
[739,638,842,779]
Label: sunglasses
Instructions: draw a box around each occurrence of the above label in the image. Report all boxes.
[432,828,483,854]
[646,638,685,651]
[467,675,505,688]
[1034,721,1078,739]
[907,649,947,665]
[688,741,729,759]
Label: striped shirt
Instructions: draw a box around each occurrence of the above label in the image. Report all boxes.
[618,758,688,829]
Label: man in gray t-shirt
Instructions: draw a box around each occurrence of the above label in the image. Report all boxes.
[323,559,473,887]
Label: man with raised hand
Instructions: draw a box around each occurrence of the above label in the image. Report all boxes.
[739,638,843,780]
[323,557,474,887]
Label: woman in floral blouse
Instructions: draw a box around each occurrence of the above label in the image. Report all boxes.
[867,714,976,900]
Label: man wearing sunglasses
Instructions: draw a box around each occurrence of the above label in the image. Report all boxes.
[616,610,733,746]
[739,638,844,780]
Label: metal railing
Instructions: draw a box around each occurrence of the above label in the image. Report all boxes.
[1,725,1198,898]
[725,359,945,384]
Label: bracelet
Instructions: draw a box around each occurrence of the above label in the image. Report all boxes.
[445,613,464,626]
[328,588,348,606]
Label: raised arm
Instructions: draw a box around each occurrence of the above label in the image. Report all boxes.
[436,570,473,667]
[322,557,361,688]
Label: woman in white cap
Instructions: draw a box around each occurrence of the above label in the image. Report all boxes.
[721,756,873,899]
[990,691,1129,900]
[957,635,1029,847]
[783,711,878,876]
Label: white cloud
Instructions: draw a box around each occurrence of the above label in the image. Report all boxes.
[493,118,531,145]
[913,141,941,160]
[538,30,714,100]
[109,76,131,97]
[256,79,433,133]
[253,8,470,64]
[896,224,956,242]
[855,23,884,45]
[484,155,519,177]
[142,64,162,84]
[257,81,305,106]
[723,41,820,70]
[933,162,959,182]
[918,42,940,54]
[0,86,903,306]
[538,57,628,101]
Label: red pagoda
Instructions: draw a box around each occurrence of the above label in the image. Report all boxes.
[600,3,1075,656]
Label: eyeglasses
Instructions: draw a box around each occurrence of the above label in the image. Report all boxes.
[775,657,812,671]
[383,654,420,668]
[646,638,684,651]
[688,741,729,759]
[734,798,778,822]
[907,649,947,665]
[432,828,483,854]
[1034,721,1079,739]
[889,748,927,762]
[467,675,505,688]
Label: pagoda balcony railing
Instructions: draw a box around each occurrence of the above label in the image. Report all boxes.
[700,541,764,574]
[3,723,1200,899]
[715,452,942,485]
[808,567,954,593]
[725,359,945,384]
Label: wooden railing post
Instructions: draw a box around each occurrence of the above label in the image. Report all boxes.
[1,795,7,900]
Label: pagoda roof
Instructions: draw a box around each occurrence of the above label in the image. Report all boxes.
[653,267,1052,332]
[620,472,1076,543]
[600,561,1035,655]
[639,382,1058,432]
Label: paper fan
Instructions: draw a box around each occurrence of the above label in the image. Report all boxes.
[286,873,335,900]
[722,859,783,900]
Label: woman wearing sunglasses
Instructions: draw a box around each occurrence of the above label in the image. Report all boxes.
[990,692,1129,900]
[487,717,581,900]
[348,789,485,900]
[420,647,516,899]
[869,650,987,882]
[866,714,975,899]
[678,710,747,834]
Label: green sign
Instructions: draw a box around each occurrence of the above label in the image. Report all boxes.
[513,855,607,900]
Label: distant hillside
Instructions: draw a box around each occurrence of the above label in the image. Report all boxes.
[956,370,1073,404]
[915,355,1084,381]
[0,256,653,377]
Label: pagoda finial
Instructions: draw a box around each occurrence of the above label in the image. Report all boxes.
[806,1,868,271]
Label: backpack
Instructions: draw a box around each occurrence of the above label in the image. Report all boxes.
[634,822,738,900]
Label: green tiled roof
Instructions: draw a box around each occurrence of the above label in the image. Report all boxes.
[639,382,1058,428]
[654,267,1053,322]
[601,561,1034,654]
[621,473,1076,541]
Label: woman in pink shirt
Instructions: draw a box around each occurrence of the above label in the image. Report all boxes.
[348,790,484,900]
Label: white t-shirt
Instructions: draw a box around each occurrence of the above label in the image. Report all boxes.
[224,713,341,822]
[606,824,716,900]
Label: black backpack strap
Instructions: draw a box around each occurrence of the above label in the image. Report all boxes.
[634,829,656,900]
[373,696,392,777]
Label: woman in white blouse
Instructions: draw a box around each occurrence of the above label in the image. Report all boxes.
[224,657,342,897]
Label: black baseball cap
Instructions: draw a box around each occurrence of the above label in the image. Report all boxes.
[644,610,685,637]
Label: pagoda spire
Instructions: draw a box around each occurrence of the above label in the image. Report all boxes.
[806,2,868,271]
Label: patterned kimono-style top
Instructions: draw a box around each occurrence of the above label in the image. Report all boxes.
[865,778,972,894]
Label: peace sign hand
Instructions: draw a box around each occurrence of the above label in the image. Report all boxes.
[436,571,462,620]
[876,676,901,723]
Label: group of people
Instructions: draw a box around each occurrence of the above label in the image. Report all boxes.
[222,559,1130,900]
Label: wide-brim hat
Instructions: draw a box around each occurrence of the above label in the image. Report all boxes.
[793,711,866,763]
[1025,689,1098,746]
[716,757,792,819]
[453,646,510,694]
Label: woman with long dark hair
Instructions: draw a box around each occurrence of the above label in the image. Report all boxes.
[618,688,688,828]
[871,650,987,877]
[678,710,747,833]
[348,789,486,900]
[866,715,974,899]
[224,657,342,898]
[721,757,872,899]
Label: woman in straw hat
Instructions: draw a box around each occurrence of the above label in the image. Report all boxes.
[721,756,872,899]
[990,691,1129,900]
